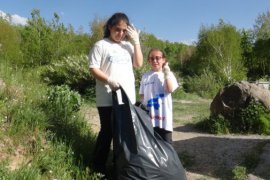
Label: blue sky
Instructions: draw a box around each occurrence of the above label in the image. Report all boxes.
[1,0,270,44]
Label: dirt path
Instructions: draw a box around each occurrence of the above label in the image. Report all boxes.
[82,106,270,179]
[173,124,270,179]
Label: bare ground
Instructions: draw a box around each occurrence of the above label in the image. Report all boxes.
[82,106,270,180]
[173,125,270,179]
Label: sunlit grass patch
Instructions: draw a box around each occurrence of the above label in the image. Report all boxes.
[173,95,211,125]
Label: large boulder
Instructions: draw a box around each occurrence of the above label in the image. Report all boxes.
[210,81,270,117]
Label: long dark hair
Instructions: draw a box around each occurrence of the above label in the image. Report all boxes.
[103,12,130,38]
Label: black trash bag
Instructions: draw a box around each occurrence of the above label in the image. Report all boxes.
[112,87,187,180]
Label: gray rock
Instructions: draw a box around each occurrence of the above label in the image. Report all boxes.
[210,81,270,117]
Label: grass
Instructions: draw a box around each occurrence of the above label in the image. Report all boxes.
[173,89,211,125]
[0,62,99,179]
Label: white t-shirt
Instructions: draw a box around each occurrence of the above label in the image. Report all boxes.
[139,71,179,131]
[89,38,136,106]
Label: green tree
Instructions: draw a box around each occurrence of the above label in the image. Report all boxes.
[88,16,106,49]
[142,33,165,52]
[253,38,270,78]
[49,13,90,58]
[20,9,52,66]
[179,45,195,73]
[164,41,190,72]
[252,10,270,78]
[0,18,22,65]
[20,9,90,67]
[49,12,67,60]
[188,20,246,83]
[254,10,270,40]
[240,29,256,79]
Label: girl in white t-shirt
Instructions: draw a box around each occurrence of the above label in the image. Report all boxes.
[89,12,143,176]
[139,48,179,144]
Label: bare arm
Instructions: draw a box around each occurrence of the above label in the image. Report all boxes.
[89,68,109,83]
[132,44,143,68]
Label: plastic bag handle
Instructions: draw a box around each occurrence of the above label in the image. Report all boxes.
[112,86,130,106]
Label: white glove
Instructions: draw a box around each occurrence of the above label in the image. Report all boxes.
[107,77,120,91]
[127,24,140,45]
[163,62,171,79]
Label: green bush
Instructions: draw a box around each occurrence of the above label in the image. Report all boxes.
[197,115,230,134]
[198,100,270,135]
[231,100,270,134]
[46,85,82,117]
[45,85,82,134]
[259,113,270,134]
[232,166,247,180]
[0,19,22,65]
[41,55,95,95]
[45,85,96,168]
[20,10,90,67]
[183,70,223,98]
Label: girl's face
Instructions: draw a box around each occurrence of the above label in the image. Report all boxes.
[148,50,166,72]
[109,20,128,43]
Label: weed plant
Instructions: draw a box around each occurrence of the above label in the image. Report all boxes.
[231,166,247,180]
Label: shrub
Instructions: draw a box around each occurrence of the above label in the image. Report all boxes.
[231,166,247,180]
[197,115,230,134]
[44,85,96,167]
[0,19,22,65]
[41,55,95,95]
[45,85,82,135]
[183,70,223,98]
[46,85,82,117]
[198,100,270,135]
[232,100,270,134]
[259,113,270,134]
